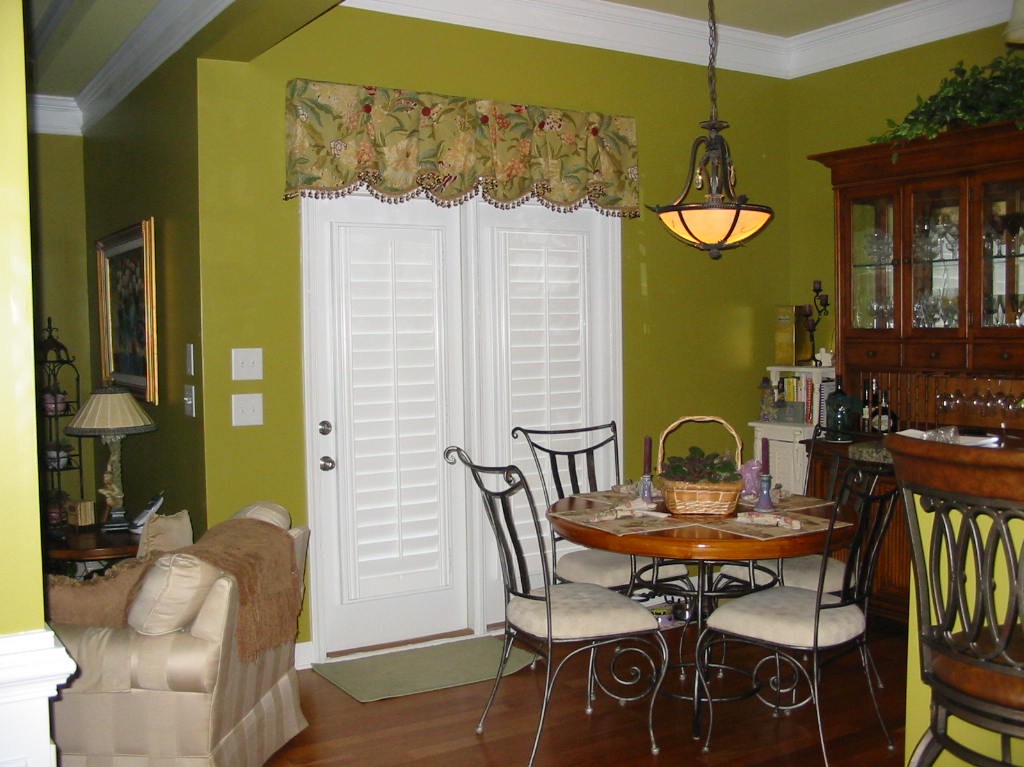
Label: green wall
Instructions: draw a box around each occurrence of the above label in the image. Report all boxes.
[29,133,95,490]
[83,44,207,533]
[2,0,43,634]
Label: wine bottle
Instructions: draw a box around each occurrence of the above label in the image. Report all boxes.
[876,390,891,433]
[868,378,880,432]
[860,379,871,432]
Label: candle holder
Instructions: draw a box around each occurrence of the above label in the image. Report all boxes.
[638,474,654,502]
[754,473,775,511]
[797,280,830,367]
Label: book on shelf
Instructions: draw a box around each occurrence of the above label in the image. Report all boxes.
[818,378,837,427]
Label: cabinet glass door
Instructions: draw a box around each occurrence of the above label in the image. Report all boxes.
[910,186,960,329]
[850,194,895,329]
[982,178,1024,328]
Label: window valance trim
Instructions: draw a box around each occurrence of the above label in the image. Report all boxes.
[284,79,639,218]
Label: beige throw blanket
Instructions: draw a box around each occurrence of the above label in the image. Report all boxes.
[182,518,301,662]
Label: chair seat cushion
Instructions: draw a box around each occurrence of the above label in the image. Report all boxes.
[556,549,635,588]
[508,583,658,640]
[556,551,690,588]
[781,554,845,592]
[706,586,865,649]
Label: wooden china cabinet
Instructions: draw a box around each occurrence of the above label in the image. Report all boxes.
[809,122,1024,622]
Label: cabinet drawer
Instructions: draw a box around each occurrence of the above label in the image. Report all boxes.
[972,343,1024,371]
[844,341,901,368]
[905,343,966,369]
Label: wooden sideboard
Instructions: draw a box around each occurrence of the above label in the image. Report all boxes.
[804,438,909,622]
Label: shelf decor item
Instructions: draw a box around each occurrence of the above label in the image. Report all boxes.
[96,217,158,404]
[656,415,743,516]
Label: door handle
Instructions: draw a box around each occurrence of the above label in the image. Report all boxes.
[319,456,336,471]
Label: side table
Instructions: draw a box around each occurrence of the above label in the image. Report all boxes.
[45,525,139,577]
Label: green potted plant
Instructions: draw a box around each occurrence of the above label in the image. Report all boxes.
[871,51,1024,144]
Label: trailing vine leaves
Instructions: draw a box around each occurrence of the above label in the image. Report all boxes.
[870,50,1024,143]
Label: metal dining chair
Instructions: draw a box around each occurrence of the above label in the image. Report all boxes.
[694,459,898,766]
[443,446,668,767]
[888,433,1024,767]
[511,421,638,591]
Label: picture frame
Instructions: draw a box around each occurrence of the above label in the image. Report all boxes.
[96,217,159,404]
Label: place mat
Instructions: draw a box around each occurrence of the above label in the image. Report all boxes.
[549,493,698,537]
[698,510,850,541]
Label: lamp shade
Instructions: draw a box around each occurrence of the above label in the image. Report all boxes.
[654,201,774,252]
[65,386,157,436]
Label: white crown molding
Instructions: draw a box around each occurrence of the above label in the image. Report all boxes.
[29,94,82,136]
[345,0,1012,78]
[30,0,1014,134]
[77,0,234,132]
[29,0,234,135]
[787,0,1014,78]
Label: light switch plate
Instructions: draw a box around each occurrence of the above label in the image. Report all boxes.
[231,347,263,381]
[231,393,263,426]
[184,384,196,418]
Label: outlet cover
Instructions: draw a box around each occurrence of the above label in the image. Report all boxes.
[232,347,263,381]
[231,393,263,426]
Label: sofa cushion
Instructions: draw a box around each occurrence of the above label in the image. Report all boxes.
[232,500,291,529]
[136,509,193,558]
[127,552,223,635]
[47,555,155,628]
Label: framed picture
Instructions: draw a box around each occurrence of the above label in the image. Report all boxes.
[96,217,158,404]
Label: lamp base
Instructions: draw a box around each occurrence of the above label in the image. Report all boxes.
[101,507,130,533]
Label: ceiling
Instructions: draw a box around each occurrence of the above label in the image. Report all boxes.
[24,0,1016,134]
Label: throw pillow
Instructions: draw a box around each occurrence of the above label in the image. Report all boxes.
[136,509,193,558]
[46,555,156,628]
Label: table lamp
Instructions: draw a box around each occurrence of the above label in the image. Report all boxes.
[65,386,157,532]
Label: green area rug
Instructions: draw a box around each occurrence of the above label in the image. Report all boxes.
[313,636,534,702]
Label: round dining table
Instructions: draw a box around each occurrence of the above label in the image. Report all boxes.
[548,491,850,716]
[547,493,847,563]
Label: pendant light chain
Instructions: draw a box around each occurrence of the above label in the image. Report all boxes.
[707,0,718,124]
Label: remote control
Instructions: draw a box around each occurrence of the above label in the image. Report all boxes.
[129,491,166,532]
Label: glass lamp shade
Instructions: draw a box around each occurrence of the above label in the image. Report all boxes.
[653,199,774,259]
[65,386,156,436]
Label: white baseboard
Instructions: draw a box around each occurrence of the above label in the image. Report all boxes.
[295,641,314,670]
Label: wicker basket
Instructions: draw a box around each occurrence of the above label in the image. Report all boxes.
[656,415,744,516]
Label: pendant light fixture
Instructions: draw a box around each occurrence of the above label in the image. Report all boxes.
[648,0,774,259]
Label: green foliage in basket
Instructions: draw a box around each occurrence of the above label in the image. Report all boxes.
[660,447,740,484]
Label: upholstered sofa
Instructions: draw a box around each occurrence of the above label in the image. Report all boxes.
[50,502,310,766]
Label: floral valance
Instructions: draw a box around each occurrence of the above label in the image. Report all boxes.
[285,79,639,217]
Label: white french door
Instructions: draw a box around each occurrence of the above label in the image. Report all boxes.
[302,195,621,657]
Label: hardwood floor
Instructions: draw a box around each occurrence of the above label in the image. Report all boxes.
[267,618,908,767]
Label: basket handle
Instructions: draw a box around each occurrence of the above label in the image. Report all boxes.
[656,415,744,473]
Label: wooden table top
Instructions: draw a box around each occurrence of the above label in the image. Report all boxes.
[548,494,847,562]
[45,525,140,561]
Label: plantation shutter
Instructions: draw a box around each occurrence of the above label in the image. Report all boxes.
[341,223,451,600]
